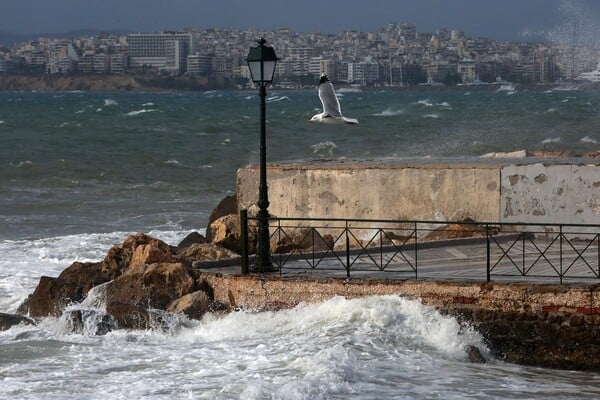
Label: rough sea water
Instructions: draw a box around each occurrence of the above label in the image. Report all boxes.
[1,88,600,399]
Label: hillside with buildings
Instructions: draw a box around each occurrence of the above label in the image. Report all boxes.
[0,23,598,90]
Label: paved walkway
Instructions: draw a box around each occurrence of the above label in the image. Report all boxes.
[200,237,600,285]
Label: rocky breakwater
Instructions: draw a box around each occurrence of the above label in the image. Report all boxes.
[5,232,239,333]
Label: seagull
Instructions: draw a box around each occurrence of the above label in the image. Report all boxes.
[308,74,358,124]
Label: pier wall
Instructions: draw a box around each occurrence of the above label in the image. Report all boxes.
[236,161,600,225]
[202,273,600,370]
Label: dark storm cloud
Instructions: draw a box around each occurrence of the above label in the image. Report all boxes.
[2,0,599,40]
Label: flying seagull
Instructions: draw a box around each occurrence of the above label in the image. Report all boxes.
[308,74,358,124]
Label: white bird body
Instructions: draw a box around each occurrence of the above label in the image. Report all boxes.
[309,75,358,124]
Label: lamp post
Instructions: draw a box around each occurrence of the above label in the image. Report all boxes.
[246,38,278,272]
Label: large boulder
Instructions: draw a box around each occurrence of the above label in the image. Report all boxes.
[105,262,195,329]
[101,233,174,278]
[58,261,111,295]
[206,194,238,242]
[26,276,84,317]
[167,291,211,319]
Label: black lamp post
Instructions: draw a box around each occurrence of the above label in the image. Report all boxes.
[246,38,278,272]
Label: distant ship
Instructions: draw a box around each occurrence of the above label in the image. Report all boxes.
[575,62,600,83]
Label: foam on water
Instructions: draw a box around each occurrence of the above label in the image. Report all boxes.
[542,137,562,144]
[373,107,405,116]
[311,141,338,156]
[2,295,600,399]
[125,109,158,117]
[581,136,598,144]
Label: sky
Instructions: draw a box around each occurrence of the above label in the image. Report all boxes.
[1,0,600,41]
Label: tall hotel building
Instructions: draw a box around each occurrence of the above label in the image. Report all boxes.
[127,32,195,73]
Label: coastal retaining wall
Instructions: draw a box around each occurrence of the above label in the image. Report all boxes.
[201,273,600,370]
[236,160,600,225]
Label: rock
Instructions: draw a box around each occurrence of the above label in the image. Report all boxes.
[206,194,238,241]
[466,345,486,363]
[270,227,334,254]
[176,231,207,253]
[583,150,600,158]
[58,261,111,295]
[0,313,34,331]
[424,219,486,241]
[62,310,114,335]
[527,149,576,158]
[101,233,174,278]
[179,243,239,262]
[167,291,211,319]
[27,276,84,317]
[209,214,244,254]
[105,262,195,329]
[127,243,182,275]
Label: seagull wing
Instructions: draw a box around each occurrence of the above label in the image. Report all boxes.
[318,81,343,118]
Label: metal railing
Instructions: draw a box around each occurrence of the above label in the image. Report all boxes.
[240,210,600,284]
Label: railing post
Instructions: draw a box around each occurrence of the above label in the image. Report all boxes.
[560,225,563,284]
[346,220,351,278]
[486,224,491,282]
[414,221,418,280]
[240,209,249,275]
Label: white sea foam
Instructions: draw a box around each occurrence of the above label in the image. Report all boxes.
[96,108,103,112]
[580,136,598,144]
[545,107,558,113]
[312,141,337,155]
[0,120,5,124]
[14,160,33,168]
[103,99,118,107]
[142,102,155,107]
[125,109,157,117]
[373,107,405,116]
[416,99,433,107]
[437,101,452,108]
[423,113,440,119]
[164,159,181,165]
[266,95,291,103]
[542,137,562,144]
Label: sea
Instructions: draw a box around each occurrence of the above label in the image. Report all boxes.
[1,87,600,399]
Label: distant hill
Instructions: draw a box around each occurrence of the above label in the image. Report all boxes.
[0,29,134,47]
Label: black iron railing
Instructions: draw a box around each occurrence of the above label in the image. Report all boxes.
[240,210,600,284]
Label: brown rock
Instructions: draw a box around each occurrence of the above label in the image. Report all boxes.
[57,261,111,295]
[101,233,174,278]
[167,291,211,319]
[583,150,600,158]
[105,262,195,329]
[128,243,181,275]
[27,276,84,317]
[209,214,243,254]
[179,243,239,262]
[206,194,238,241]
[528,150,576,158]
[424,219,486,241]
[270,227,334,254]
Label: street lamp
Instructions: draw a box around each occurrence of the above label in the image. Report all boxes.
[246,38,278,272]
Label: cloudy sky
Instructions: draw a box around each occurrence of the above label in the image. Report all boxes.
[1,0,599,41]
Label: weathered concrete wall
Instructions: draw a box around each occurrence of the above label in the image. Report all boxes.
[501,163,600,225]
[201,272,600,370]
[237,162,501,222]
[236,160,600,225]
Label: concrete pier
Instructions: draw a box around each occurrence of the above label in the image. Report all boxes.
[236,159,600,225]
[201,272,600,370]
[230,158,600,370]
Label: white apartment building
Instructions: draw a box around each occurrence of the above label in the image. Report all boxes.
[128,33,194,71]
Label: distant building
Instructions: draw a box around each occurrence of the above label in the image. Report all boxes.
[187,54,211,75]
[127,32,194,72]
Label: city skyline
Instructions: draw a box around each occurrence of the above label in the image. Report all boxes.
[2,0,600,41]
